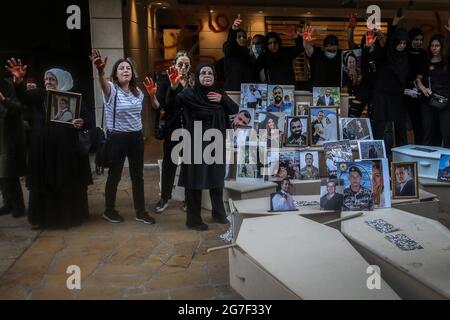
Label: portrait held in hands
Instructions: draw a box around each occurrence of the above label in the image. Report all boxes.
[391,162,419,199]
[46,90,81,126]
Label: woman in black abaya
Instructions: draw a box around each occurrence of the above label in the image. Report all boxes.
[6,59,93,228]
[174,63,239,230]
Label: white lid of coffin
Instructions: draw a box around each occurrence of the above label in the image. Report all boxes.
[234,195,327,215]
[236,214,400,300]
[392,145,450,160]
[341,208,450,298]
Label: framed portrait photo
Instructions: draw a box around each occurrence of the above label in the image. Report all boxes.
[46,90,81,126]
[240,83,268,113]
[270,179,297,212]
[267,84,295,116]
[299,151,320,180]
[358,140,387,160]
[285,116,308,147]
[319,178,344,211]
[437,154,450,183]
[391,162,419,200]
[309,107,339,147]
[312,87,341,107]
[340,117,373,143]
[296,102,310,116]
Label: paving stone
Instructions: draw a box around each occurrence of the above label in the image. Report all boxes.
[84,273,147,288]
[48,253,102,276]
[25,236,65,255]
[0,271,45,290]
[160,230,199,244]
[109,234,159,265]
[8,253,54,274]
[206,260,230,286]
[146,267,209,291]
[0,283,29,300]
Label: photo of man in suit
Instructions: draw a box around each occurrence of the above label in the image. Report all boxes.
[394,165,416,197]
[316,88,335,106]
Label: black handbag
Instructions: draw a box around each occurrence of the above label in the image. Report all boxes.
[95,91,117,174]
[428,77,449,110]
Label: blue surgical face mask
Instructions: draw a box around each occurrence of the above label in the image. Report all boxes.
[325,51,337,59]
[252,45,263,58]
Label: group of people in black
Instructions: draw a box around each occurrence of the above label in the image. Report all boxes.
[1,10,449,232]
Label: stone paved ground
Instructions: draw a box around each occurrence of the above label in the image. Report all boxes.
[0,168,242,300]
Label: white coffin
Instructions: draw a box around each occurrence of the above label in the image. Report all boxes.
[232,195,339,240]
[230,215,400,300]
[392,145,450,179]
[341,208,450,300]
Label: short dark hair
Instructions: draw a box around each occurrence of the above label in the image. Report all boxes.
[305,152,313,159]
[238,110,251,120]
[273,85,283,93]
[324,35,339,47]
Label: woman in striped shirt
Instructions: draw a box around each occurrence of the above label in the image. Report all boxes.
[91,50,155,225]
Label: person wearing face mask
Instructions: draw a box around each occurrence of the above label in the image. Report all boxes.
[255,29,304,85]
[224,15,255,91]
[91,50,155,225]
[170,63,239,231]
[303,26,341,88]
[5,59,94,228]
[144,51,193,213]
[371,26,410,155]
[415,34,450,147]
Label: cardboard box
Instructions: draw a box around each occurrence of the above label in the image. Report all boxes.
[341,208,450,299]
[230,214,400,300]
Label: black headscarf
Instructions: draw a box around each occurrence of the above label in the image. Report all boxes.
[387,28,409,85]
[178,62,228,132]
[265,32,282,53]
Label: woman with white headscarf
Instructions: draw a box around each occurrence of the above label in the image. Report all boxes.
[5,58,93,228]
[323,113,337,142]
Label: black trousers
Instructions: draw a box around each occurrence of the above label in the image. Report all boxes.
[161,137,180,201]
[105,131,145,215]
[404,95,424,145]
[420,100,450,148]
[0,177,25,212]
[185,188,226,225]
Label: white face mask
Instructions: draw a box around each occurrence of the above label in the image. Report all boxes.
[252,45,263,58]
[325,51,337,59]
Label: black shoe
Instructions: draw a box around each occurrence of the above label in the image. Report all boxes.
[186,222,208,231]
[212,214,229,224]
[155,199,168,213]
[0,205,13,216]
[136,212,156,225]
[103,210,124,223]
